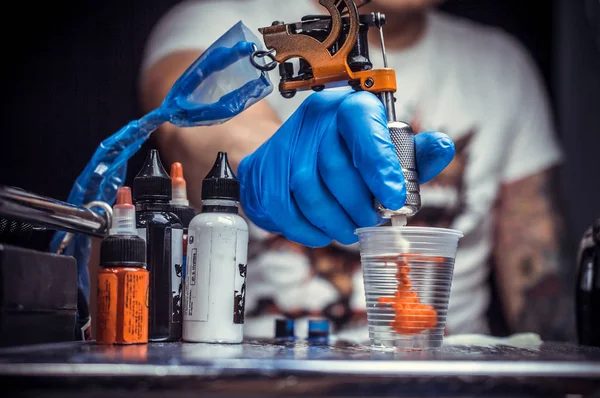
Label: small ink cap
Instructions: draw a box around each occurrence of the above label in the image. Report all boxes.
[170,162,190,207]
[308,319,330,340]
[202,152,240,201]
[133,149,172,202]
[110,186,137,235]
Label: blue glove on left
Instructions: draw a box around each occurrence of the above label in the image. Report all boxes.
[238,89,455,247]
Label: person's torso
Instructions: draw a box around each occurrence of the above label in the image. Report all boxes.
[210,0,518,339]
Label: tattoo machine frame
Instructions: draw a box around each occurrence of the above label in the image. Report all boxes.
[251,0,421,225]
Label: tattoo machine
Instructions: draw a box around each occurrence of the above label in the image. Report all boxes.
[251,0,420,227]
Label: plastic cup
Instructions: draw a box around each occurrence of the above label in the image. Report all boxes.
[356,226,463,351]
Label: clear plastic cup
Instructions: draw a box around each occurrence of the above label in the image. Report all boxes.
[356,226,463,351]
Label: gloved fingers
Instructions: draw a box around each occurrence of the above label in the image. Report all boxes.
[239,151,332,248]
[336,91,406,211]
[415,131,456,184]
[238,154,283,235]
[277,197,334,247]
[284,90,360,245]
[290,164,359,245]
[317,122,379,228]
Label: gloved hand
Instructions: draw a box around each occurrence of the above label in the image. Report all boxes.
[238,90,455,247]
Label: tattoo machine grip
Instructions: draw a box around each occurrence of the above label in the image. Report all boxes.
[375,121,422,219]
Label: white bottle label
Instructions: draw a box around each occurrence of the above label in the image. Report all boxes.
[172,228,183,323]
[185,229,212,321]
[184,225,248,325]
[184,243,197,320]
[136,228,146,242]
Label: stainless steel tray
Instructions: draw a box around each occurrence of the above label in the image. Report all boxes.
[1,340,599,397]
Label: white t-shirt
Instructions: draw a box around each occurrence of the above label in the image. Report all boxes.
[142,0,563,339]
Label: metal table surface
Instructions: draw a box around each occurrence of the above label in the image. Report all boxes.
[0,339,599,397]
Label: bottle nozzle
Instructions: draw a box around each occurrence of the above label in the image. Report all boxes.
[170,162,189,206]
[116,186,133,207]
[133,149,172,202]
[110,186,137,235]
[201,152,240,202]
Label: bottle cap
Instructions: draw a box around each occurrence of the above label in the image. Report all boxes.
[308,319,330,340]
[100,234,146,267]
[170,162,190,207]
[109,186,137,235]
[201,152,240,201]
[133,149,172,202]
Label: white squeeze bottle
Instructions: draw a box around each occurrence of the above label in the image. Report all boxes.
[183,152,248,343]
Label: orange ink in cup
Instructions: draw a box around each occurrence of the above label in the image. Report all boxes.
[377,254,445,335]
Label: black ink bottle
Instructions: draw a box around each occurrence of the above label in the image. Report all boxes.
[133,149,183,342]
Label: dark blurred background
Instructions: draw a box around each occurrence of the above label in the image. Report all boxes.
[1,0,599,246]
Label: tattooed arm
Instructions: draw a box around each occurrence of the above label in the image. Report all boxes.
[494,166,576,341]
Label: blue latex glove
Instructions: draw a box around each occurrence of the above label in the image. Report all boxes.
[238,90,455,247]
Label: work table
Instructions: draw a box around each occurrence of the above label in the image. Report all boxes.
[1,339,599,397]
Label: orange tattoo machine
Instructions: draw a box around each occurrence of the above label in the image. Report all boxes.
[251,0,421,222]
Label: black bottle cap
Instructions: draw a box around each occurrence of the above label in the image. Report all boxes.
[133,149,172,202]
[201,152,240,201]
[100,234,146,267]
[170,205,197,229]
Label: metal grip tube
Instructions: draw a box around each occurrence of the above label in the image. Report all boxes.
[375,121,422,219]
[0,185,109,238]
